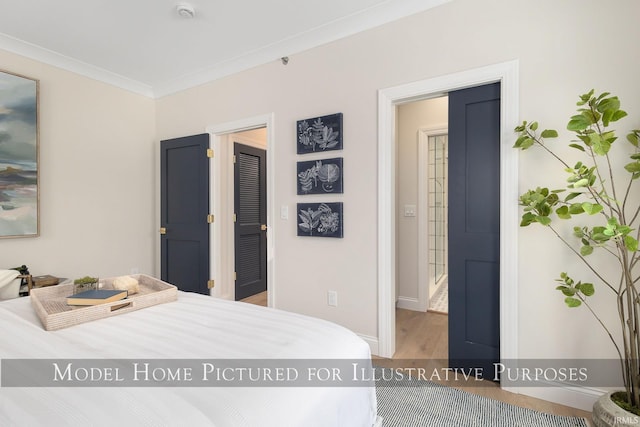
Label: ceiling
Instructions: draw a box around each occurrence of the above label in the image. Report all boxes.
[0,0,449,98]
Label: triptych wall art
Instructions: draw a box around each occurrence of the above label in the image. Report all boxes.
[0,69,39,238]
[296,113,344,238]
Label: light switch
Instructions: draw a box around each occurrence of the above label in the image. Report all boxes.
[404,205,416,217]
[280,205,289,220]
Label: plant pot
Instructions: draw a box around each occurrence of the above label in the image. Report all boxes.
[593,392,639,426]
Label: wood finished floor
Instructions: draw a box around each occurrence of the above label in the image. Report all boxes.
[377,308,593,424]
[239,291,267,306]
[240,293,592,423]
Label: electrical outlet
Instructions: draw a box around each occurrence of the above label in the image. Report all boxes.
[328,291,338,307]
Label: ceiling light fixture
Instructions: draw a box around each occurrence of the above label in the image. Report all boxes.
[176,3,196,19]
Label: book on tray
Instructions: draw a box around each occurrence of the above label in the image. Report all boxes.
[66,289,128,306]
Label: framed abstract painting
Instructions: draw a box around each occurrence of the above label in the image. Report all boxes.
[0,70,39,238]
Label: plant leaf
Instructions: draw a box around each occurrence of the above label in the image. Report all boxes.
[565,192,582,202]
[536,216,552,226]
[567,114,591,131]
[580,245,594,256]
[581,202,603,215]
[555,206,571,219]
[565,297,582,308]
[556,285,576,296]
[541,129,558,138]
[577,282,595,297]
[624,235,639,252]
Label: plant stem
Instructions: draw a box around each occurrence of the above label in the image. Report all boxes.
[548,225,617,294]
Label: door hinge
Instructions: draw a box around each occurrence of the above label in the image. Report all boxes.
[207,148,214,158]
[207,214,214,224]
[159,227,167,235]
[233,154,237,164]
[234,272,237,281]
[207,280,215,289]
[233,213,237,223]
[261,224,267,231]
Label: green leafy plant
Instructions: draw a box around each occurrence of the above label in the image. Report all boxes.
[514,90,640,410]
[73,276,99,293]
[73,276,98,285]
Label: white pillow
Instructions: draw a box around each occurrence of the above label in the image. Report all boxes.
[0,270,21,300]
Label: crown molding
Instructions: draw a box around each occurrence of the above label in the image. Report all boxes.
[0,0,450,99]
[0,32,154,97]
[154,0,451,98]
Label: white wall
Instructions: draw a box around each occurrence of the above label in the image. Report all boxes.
[0,50,156,279]
[396,97,447,304]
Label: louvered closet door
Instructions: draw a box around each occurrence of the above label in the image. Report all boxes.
[234,143,267,300]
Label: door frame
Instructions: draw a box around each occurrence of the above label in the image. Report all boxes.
[206,114,275,307]
[377,61,519,392]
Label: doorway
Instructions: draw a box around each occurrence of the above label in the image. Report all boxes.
[376,61,519,391]
[396,84,500,371]
[207,114,275,306]
[396,97,448,315]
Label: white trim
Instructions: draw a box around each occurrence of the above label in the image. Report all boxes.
[206,114,275,307]
[417,126,448,313]
[396,296,422,311]
[0,2,451,98]
[377,61,520,397]
[518,384,603,412]
[154,0,451,97]
[357,334,379,357]
[0,32,154,97]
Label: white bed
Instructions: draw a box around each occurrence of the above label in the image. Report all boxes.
[0,290,377,426]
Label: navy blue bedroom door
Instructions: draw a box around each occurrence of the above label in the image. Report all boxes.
[447,82,501,379]
[160,134,210,295]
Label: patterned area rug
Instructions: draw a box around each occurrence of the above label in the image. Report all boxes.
[428,281,448,314]
[375,369,588,427]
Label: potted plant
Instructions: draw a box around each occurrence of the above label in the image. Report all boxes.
[73,276,99,294]
[514,90,639,425]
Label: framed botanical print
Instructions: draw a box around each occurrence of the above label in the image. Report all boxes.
[296,113,343,154]
[297,202,344,238]
[297,157,343,195]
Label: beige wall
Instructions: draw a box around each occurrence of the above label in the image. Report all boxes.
[0,50,156,279]
[396,97,447,303]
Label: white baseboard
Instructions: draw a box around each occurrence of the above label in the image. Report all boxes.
[373,415,383,427]
[518,383,603,412]
[396,296,422,311]
[359,334,379,357]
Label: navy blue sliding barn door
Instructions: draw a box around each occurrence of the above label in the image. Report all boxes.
[448,82,501,379]
[234,142,267,301]
[160,134,210,295]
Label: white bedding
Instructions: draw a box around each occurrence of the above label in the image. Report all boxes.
[0,291,377,427]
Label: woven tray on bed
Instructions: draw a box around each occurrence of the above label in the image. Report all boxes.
[30,274,177,331]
